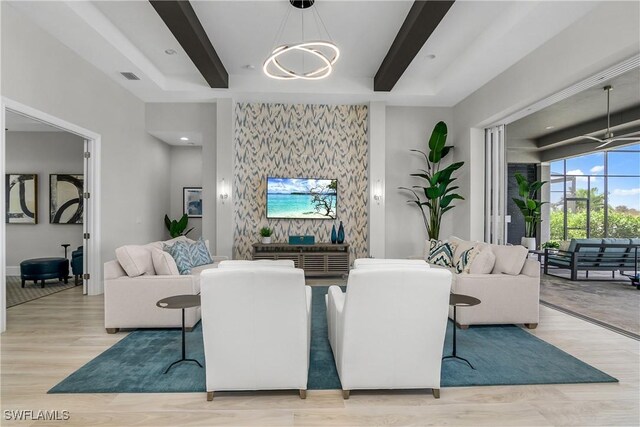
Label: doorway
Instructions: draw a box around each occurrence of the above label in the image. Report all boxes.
[0,98,101,333]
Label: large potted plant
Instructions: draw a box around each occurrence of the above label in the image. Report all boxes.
[512,173,547,251]
[399,121,464,240]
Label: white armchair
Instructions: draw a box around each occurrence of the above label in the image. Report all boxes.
[199,266,311,400]
[353,258,430,268]
[218,260,295,269]
[326,266,451,399]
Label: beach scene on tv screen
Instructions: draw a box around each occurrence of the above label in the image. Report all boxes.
[267,178,337,219]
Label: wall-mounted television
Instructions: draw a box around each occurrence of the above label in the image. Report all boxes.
[267,177,337,219]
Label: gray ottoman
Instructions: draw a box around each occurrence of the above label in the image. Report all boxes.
[20,258,69,288]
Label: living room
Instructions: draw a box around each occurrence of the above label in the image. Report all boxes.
[1,1,639,426]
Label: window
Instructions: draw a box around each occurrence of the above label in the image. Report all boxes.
[548,144,640,240]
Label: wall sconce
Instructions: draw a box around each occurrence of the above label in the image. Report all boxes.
[373,179,383,204]
[219,178,229,203]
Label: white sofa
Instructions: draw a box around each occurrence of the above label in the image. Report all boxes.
[326,264,451,399]
[426,236,540,329]
[103,238,227,333]
[200,264,311,400]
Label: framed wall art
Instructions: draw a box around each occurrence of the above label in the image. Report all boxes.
[5,174,38,224]
[183,187,202,218]
[50,174,84,224]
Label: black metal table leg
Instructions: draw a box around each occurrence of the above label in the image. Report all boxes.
[442,305,475,369]
[163,308,203,374]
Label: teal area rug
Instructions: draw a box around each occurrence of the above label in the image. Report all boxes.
[49,286,616,393]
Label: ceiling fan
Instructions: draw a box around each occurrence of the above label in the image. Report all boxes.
[581,85,640,149]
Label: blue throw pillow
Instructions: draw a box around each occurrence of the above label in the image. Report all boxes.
[188,238,213,268]
[164,238,213,275]
[164,241,192,275]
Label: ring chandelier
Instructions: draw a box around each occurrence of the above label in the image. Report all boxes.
[264,0,339,80]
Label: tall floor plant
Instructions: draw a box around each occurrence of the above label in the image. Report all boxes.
[399,121,464,239]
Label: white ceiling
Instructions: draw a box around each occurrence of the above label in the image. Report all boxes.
[9,0,625,106]
[5,111,64,132]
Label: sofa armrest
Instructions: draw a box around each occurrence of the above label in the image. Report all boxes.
[105,274,198,293]
[452,272,539,325]
[104,274,200,328]
[104,260,126,280]
[211,256,229,263]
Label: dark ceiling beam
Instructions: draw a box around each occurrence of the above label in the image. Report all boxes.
[149,0,228,88]
[374,0,455,92]
[536,105,640,148]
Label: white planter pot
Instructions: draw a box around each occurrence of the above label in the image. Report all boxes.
[262,236,272,244]
[521,237,536,251]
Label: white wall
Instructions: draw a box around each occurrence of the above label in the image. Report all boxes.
[146,102,217,247]
[385,106,454,258]
[452,1,640,241]
[1,3,172,274]
[169,146,203,239]
[5,131,84,268]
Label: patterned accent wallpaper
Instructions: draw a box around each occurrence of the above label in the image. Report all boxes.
[233,103,369,260]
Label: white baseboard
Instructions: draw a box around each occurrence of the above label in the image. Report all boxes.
[6,266,20,276]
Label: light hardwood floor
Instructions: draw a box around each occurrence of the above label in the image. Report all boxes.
[1,285,638,426]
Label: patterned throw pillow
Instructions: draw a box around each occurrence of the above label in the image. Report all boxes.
[164,241,192,275]
[455,246,480,274]
[188,238,214,268]
[164,238,213,275]
[427,239,456,267]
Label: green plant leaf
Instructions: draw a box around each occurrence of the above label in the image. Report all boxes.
[443,185,460,195]
[428,121,448,152]
[164,215,171,231]
[440,193,464,208]
[410,173,431,181]
[527,199,537,210]
[439,146,453,159]
[184,227,194,237]
[426,186,441,199]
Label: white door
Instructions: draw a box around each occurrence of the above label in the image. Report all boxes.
[484,125,507,245]
[82,139,90,295]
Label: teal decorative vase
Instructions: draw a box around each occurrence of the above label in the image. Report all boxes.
[337,221,345,244]
[331,224,337,244]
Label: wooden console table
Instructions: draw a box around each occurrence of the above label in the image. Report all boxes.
[252,243,350,277]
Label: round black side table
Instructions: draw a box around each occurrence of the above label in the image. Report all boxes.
[443,293,481,369]
[156,295,202,374]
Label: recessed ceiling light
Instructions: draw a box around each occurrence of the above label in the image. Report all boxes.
[425,54,436,60]
[180,137,189,141]
[165,49,177,55]
[545,126,555,130]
